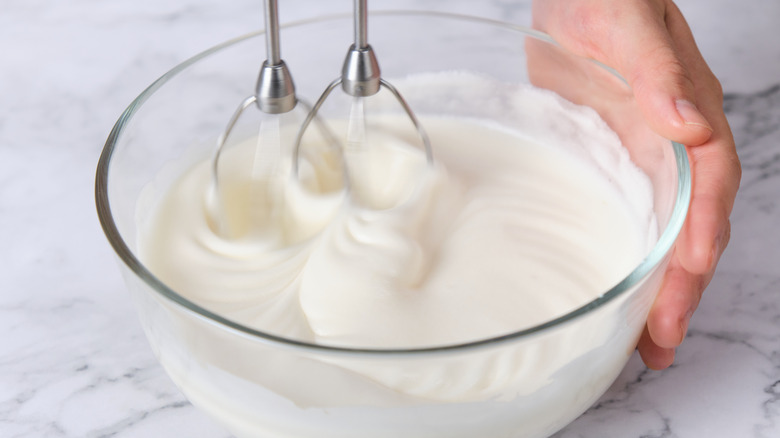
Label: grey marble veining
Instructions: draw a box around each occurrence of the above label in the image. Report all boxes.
[727,85,780,194]
[1,0,778,437]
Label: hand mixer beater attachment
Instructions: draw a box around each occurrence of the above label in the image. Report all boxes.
[211,0,295,182]
[293,0,434,202]
[210,0,434,239]
[209,0,334,240]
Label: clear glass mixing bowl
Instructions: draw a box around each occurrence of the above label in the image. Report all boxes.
[96,11,690,438]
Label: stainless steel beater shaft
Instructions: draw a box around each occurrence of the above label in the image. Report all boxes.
[293,0,433,169]
[341,0,381,97]
[255,0,296,114]
[215,0,296,157]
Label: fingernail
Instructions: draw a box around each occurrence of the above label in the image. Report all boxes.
[675,99,714,132]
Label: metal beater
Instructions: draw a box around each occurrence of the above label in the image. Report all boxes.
[293,0,434,176]
[210,0,295,199]
[209,0,346,238]
[210,0,433,236]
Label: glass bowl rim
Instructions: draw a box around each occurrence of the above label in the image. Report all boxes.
[95,10,691,358]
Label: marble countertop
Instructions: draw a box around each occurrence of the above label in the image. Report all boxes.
[2,0,778,437]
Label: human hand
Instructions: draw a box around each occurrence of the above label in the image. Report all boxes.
[531,0,741,369]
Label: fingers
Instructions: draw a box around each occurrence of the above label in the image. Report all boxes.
[673,77,741,276]
[643,157,738,370]
[640,251,719,370]
[677,180,735,275]
[645,256,705,348]
[639,253,711,370]
[637,326,675,370]
[663,0,740,274]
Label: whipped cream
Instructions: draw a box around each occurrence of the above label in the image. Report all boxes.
[138,75,656,415]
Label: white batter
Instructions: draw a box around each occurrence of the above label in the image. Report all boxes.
[138,77,656,410]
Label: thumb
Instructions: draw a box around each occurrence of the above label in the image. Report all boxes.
[621,20,714,146]
[534,0,714,146]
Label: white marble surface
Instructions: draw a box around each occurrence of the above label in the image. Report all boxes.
[1,0,778,437]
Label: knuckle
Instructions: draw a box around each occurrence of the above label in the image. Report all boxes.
[711,76,724,101]
[629,48,691,95]
[722,219,732,250]
[700,73,724,104]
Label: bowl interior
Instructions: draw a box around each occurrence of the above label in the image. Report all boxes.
[96,11,690,438]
